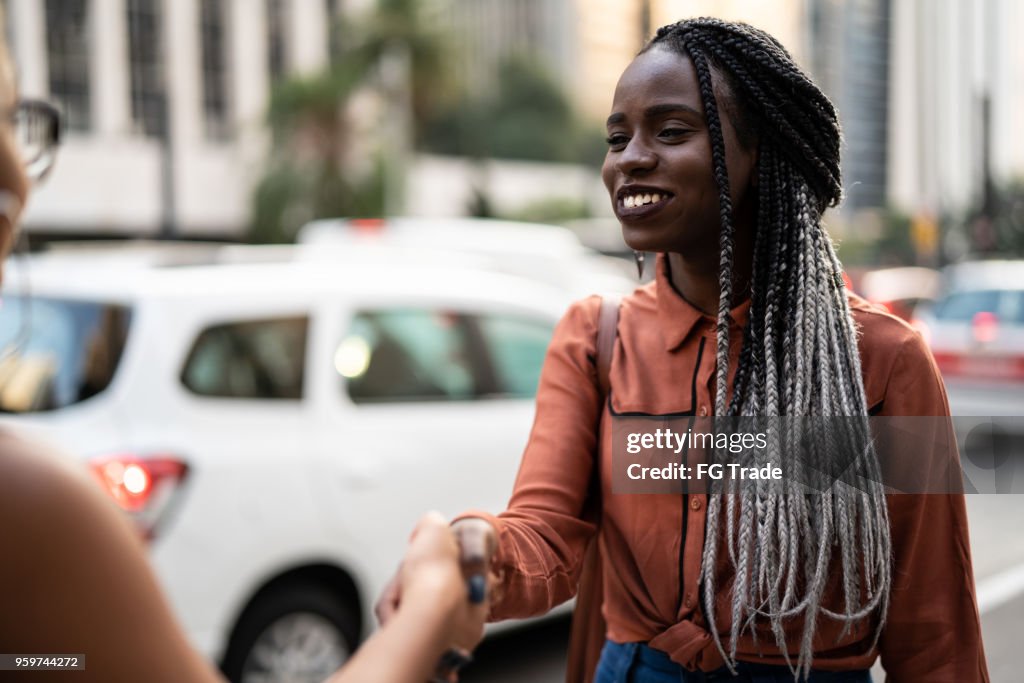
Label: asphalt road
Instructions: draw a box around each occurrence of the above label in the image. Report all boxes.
[460,382,1024,682]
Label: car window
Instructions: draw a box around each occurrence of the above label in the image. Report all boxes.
[181,317,307,399]
[0,297,132,412]
[934,290,1024,324]
[338,309,482,403]
[476,315,553,398]
[337,309,554,404]
[1000,291,1024,324]
[934,290,1001,321]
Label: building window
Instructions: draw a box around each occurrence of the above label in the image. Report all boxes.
[126,0,166,137]
[45,0,91,132]
[266,0,289,83]
[200,0,231,140]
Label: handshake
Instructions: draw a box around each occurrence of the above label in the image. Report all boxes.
[364,515,500,683]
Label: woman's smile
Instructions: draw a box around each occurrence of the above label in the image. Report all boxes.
[615,184,675,221]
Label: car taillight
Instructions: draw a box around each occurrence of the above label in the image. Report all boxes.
[349,218,386,234]
[89,456,188,541]
[971,311,999,344]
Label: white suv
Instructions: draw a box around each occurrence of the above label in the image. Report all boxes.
[0,242,618,683]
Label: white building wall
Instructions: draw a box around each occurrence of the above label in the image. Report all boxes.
[16,0,333,237]
[24,137,163,233]
[992,0,1024,183]
[8,0,46,97]
[290,0,328,74]
[91,0,131,136]
[888,0,1023,217]
[14,0,165,232]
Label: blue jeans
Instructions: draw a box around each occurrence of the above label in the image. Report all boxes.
[594,641,872,683]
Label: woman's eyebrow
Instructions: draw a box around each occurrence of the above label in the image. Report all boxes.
[644,102,702,119]
[606,103,703,127]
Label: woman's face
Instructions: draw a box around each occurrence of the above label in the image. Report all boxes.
[601,45,758,257]
[0,47,28,265]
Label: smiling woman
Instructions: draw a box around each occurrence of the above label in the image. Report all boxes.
[419,16,991,683]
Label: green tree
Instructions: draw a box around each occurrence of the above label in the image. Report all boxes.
[421,54,603,167]
[249,0,451,243]
[964,179,1024,257]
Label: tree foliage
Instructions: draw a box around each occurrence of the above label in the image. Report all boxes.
[421,55,605,167]
[964,179,1024,257]
[249,0,451,243]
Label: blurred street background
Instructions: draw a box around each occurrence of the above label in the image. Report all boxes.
[3,0,1024,682]
[9,0,1023,256]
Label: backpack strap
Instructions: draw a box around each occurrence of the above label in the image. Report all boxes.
[596,294,621,399]
[566,294,621,683]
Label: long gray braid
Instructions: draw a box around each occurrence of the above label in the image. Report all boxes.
[646,19,892,679]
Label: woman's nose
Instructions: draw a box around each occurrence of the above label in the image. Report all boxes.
[615,139,656,176]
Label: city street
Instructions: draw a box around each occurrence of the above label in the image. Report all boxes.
[4,1,1023,681]
[463,383,1024,682]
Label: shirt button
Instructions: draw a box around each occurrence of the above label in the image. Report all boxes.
[690,498,702,511]
[684,594,694,608]
[699,405,708,417]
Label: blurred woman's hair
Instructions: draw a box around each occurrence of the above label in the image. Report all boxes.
[645,18,891,678]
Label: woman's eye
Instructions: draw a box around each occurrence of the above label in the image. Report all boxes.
[605,134,628,149]
[658,127,690,140]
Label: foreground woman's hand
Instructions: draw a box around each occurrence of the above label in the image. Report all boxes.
[341,512,493,683]
[375,516,499,646]
[400,512,493,650]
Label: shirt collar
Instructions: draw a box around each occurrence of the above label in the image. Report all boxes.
[655,253,752,352]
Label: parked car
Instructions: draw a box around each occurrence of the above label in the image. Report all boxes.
[912,260,1024,382]
[297,216,635,299]
[0,242,619,683]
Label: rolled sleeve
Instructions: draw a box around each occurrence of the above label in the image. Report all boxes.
[455,297,603,620]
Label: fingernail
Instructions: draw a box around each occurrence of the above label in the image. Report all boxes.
[467,574,486,604]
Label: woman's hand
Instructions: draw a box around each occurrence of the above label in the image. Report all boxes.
[375,514,498,653]
[449,517,499,603]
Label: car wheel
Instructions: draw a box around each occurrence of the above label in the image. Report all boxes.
[222,582,359,683]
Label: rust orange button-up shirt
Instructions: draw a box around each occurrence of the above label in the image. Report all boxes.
[459,255,989,682]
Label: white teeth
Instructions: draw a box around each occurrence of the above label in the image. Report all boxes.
[623,192,668,208]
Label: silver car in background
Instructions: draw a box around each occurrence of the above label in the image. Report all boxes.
[913,260,1024,388]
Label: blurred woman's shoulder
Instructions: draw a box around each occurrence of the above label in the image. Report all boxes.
[0,429,85,508]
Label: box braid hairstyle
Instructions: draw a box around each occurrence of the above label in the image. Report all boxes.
[645,18,891,678]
